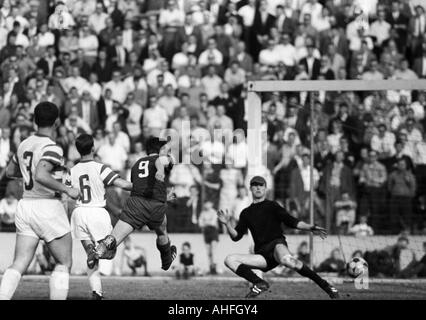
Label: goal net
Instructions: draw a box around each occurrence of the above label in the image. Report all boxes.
[247,80,426,278]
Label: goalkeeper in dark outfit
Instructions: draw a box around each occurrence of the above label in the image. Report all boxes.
[217,176,339,299]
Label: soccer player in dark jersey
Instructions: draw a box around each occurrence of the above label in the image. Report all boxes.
[218,176,340,299]
[94,136,177,270]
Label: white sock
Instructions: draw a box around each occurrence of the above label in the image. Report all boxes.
[0,268,22,300]
[49,265,69,300]
[88,268,102,296]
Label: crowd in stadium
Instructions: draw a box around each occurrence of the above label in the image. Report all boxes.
[1,0,426,237]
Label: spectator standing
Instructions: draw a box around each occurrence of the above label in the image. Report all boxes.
[334,192,357,234]
[319,150,355,232]
[219,163,243,212]
[289,151,320,220]
[359,150,387,232]
[97,132,128,173]
[198,201,219,275]
[388,158,416,234]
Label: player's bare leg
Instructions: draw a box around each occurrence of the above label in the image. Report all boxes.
[82,240,103,299]
[224,254,270,298]
[153,216,177,271]
[273,244,339,299]
[46,232,72,300]
[0,234,39,300]
[95,220,134,259]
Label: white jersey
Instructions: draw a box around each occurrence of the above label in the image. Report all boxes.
[13,134,65,199]
[68,160,118,208]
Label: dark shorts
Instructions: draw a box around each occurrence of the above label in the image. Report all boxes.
[203,226,219,244]
[120,196,166,230]
[255,238,288,272]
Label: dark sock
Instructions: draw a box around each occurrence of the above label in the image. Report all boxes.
[157,241,172,268]
[235,264,263,284]
[297,264,329,291]
[157,241,171,256]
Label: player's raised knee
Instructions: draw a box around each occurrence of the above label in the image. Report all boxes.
[224,255,238,268]
[279,255,298,269]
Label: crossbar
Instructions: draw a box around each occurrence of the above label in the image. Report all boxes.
[248,80,426,92]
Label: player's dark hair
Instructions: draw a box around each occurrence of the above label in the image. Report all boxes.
[34,102,59,128]
[75,133,94,156]
[146,138,161,154]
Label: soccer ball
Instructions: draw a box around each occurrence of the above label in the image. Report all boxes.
[347,257,368,278]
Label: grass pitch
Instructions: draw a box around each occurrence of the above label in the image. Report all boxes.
[4,275,426,300]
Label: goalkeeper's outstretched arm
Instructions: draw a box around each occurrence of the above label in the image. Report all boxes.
[296,221,328,239]
[217,209,242,241]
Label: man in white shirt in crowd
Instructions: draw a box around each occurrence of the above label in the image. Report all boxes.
[395,59,419,80]
[122,19,136,53]
[215,105,234,132]
[169,163,202,198]
[147,59,178,90]
[299,0,323,27]
[112,121,130,154]
[361,59,384,80]
[158,84,181,119]
[72,0,97,17]
[48,1,76,30]
[78,25,99,65]
[5,5,29,31]
[369,8,391,48]
[327,43,346,77]
[87,73,102,102]
[201,65,223,101]
[201,129,226,165]
[142,96,169,136]
[37,23,55,49]
[65,107,93,135]
[63,66,89,95]
[409,91,426,121]
[159,0,185,27]
[403,118,423,157]
[198,38,223,67]
[276,33,297,67]
[104,70,128,104]
[370,123,396,160]
[97,132,128,173]
[88,2,109,35]
[123,66,148,108]
[259,38,281,68]
[238,0,256,29]
[124,92,143,142]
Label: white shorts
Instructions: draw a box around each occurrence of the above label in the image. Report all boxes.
[71,207,112,242]
[15,199,71,243]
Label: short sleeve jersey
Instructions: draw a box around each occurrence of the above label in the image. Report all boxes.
[130,155,172,202]
[14,134,64,199]
[67,160,119,207]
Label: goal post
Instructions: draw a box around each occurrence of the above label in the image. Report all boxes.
[247,79,426,269]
